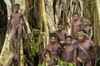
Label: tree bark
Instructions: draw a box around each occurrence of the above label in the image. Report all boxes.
[94,0,100,46]
[0,0,31,65]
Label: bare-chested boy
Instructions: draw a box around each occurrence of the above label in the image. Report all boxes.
[42,35,62,66]
[51,25,67,47]
[73,30,97,66]
[63,36,77,64]
[82,19,93,39]
[7,4,25,59]
[71,13,82,38]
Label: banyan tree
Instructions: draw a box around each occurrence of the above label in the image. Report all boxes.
[0,0,100,66]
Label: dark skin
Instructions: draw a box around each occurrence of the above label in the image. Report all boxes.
[27,33,34,66]
[27,30,42,66]
[82,21,93,39]
[42,37,61,65]
[7,5,25,60]
[63,38,77,63]
[71,14,82,38]
[74,34,97,66]
[57,26,67,41]
[51,26,67,44]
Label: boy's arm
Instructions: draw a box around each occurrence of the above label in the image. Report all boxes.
[89,27,93,39]
[21,14,25,25]
[21,14,27,33]
[71,24,73,36]
[90,40,97,66]
[74,44,77,62]
[7,14,12,33]
[26,34,32,59]
[80,22,83,29]
[42,46,48,62]
[61,47,66,61]
[39,36,43,55]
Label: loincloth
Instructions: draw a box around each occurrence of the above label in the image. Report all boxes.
[65,62,76,66]
[50,58,58,65]
[15,24,22,30]
[59,41,65,47]
[16,24,22,28]
[59,41,65,44]
[57,59,76,66]
[77,57,88,62]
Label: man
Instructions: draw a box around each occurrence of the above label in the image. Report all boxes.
[42,35,62,66]
[73,30,97,66]
[82,19,93,39]
[6,4,26,60]
[63,36,77,66]
[26,27,43,66]
[71,13,82,39]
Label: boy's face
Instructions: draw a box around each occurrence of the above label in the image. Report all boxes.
[65,38,72,44]
[14,6,19,12]
[50,37,56,44]
[83,21,88,26]
[34,30,39,35]
[78,34,85,41]
[58,26,62,31]
[74,14,79,20]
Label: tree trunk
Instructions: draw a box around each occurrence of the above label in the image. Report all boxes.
[94,0,100,46]
[0,0,31,66]
[0,0,100,66]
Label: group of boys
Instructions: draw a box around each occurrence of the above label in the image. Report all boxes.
[7,3,97,66]
[42,13,97,66]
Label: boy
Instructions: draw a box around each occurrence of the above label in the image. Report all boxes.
[51,25,67,47]
[42,35,62,66]
[74,30,97,66]
[82,19,93,39]
[63,36,77,65]
[7,4,26,60]
[71,13,82,39]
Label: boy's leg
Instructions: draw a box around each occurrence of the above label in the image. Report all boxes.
[17,26,22,59]
[10,28,16,59]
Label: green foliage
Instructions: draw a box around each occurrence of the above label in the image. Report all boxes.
[30,32,42,57]
[23,30,43,65]
[76,31,89,39]
[23,43,27,51]
[56,59,76,66]
[22,55,30,63]
[98,52,100,65]
[38,62,46,66]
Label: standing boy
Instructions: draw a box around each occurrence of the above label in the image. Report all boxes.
[7,4,26,60]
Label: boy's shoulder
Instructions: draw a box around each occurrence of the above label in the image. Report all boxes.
[11,12,23,17]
